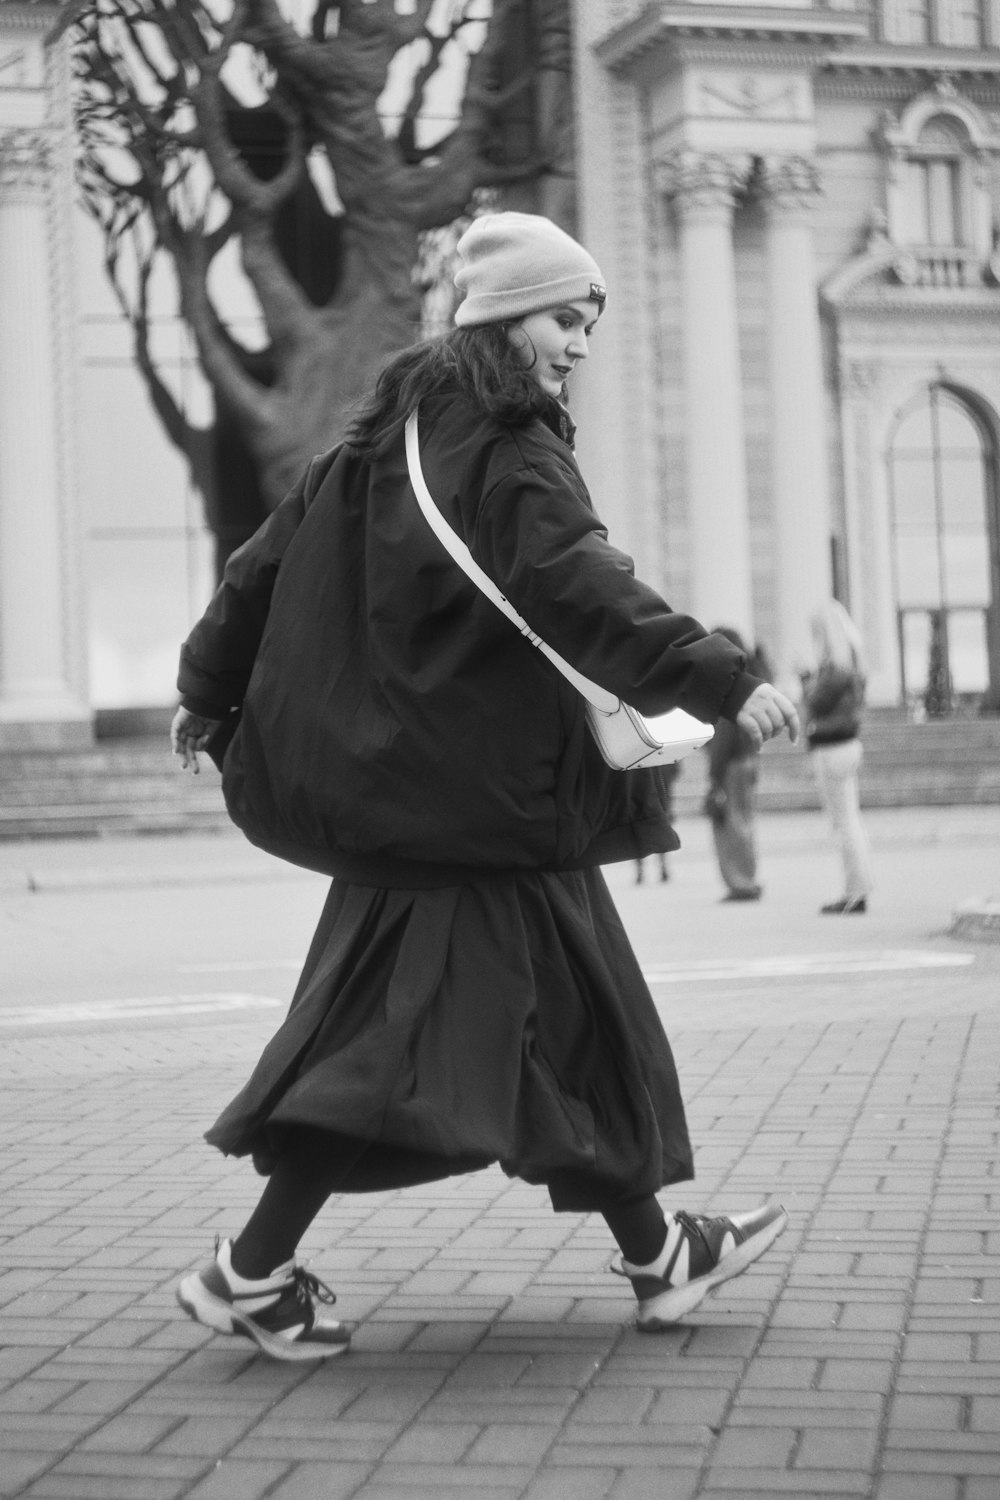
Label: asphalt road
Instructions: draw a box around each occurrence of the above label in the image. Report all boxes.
[1,805,997,1034]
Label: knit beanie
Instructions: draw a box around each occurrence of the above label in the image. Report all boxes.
[454,212,607,327]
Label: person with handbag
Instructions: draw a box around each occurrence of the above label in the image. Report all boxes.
[801,600,873,914]
[170,212,799,1360]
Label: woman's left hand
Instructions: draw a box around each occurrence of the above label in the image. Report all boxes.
[736,684,800,751]
[170,705,222,774]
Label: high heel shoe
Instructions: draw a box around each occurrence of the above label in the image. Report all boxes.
[820,896,867,914]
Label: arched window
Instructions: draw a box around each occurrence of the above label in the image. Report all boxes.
[899,115,968,248]
[880,92,1000,284]
[888,387,998,713]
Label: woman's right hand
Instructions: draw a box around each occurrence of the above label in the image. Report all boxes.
[736,684,800,751]
[171,705,222,774]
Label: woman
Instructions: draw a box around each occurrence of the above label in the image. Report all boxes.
[802,600,873,914]
[171,212,799,1359]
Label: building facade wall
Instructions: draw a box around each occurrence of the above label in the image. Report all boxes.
[577,0,1000,711]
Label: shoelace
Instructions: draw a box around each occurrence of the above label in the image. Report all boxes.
[672,1210,707,1247]
[212,1236,338,1308]
[291,1266,337,1308]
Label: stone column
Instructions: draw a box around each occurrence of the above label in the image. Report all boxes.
[660,150,755,639]
[839,358,899,706]
[0,128,88,744]
[759,156,834,683]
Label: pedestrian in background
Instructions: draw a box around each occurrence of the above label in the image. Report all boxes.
[635,764,679,883]
[170,212,799,1362]
[802,600,873,914]
[704,627,769,903]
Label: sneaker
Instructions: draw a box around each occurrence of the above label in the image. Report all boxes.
[617,1202,788,1331]
[176,1239,351,1361]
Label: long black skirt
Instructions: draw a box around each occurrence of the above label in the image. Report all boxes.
[206,865,693,1211]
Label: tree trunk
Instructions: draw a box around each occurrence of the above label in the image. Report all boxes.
[240,222,422,507]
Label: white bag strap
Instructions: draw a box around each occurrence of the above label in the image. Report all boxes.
[404,409,619,716]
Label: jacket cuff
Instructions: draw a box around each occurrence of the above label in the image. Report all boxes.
[718,671,764,722]
[180,693,229,720]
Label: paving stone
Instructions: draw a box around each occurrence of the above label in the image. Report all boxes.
[818,1360,897,1394]
[183,1458,291,1499]
[701,1469,871,1493]
[354,1462,537,1488]
[78,1413,180,1452]
[873,1479,960,1500]
[381,1422,480,1463]
[570,1387,656,1425]
[267,1465,377,1500]
[548,1442,706,1468]
[151,1414,261,1456]
[709,1426,797,1467]
[608,1472,701,1500]
[795,1426,880,1469]
[0,1453,54,1499]
[21,1471,190,1500]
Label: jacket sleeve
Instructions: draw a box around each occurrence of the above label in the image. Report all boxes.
[470,455,761,725]
[177,450,338,717]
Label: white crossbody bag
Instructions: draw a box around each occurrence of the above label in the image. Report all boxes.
[404,410,713,770]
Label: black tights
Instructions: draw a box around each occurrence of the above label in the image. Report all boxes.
[231,1128,365,1280]
[230,1127,668,1280]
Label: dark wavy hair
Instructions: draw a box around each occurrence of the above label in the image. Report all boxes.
[344,324,553,457]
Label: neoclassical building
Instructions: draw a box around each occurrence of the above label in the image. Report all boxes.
[1,0,1000,750]
[573,0,1000,711]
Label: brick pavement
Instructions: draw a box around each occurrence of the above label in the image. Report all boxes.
[2,816,999,1500]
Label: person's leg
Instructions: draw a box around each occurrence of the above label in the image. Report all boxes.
[177,1127,362,1360]
[230,1127,360,1279]
[602,1194,668,1266]
[815,741,872,907]
[715,760,760,897]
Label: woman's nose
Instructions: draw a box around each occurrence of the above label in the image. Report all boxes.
[567,330,588,360]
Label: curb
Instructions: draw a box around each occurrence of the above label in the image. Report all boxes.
[950,896,1000,943]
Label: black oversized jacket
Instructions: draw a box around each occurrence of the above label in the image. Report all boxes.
[178,392,761,883]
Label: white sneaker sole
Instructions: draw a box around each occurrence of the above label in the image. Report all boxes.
[176,1273,350,1362]
[636,1205,789,1331]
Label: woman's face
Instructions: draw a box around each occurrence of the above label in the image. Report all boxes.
[507,299,601,399]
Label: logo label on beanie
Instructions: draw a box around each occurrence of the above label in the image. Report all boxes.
[590,282,606,303]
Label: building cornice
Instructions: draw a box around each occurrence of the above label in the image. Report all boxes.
[823,44,1000,81]
[595,4,869,75]
[815,72,1000,104]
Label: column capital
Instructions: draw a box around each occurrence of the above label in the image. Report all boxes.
[756,155,823,216]
[0,129,52,196]
[657,149,752,217]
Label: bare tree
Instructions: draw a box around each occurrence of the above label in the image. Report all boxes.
[65,0,574,557]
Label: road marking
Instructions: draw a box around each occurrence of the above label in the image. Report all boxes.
[179,960,301,973]
[179,950,977,986]
[643,950,975,983]
[0,994,283,1027]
